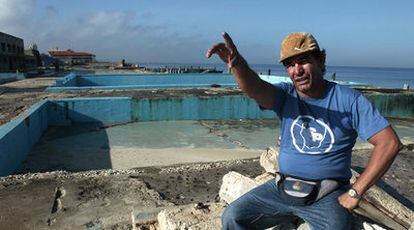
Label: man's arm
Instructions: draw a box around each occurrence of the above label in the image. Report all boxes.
[206,32,276,109]
[338,126,402,212]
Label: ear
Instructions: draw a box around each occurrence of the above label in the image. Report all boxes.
[313,52,326,75]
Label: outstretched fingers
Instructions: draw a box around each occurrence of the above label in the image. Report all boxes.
[205,43,226,58]
[222,32,237,54]
[205,32,238,64]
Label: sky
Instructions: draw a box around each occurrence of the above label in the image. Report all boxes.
[1,0,413,68]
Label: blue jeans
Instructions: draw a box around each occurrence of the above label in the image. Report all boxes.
[222,179,352,230]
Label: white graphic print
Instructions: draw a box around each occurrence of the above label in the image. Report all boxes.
[290,115,335,154]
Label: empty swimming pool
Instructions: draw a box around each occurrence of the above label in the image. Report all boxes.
[46,73,369,91]
[1,91,413,176]
[46,73,290,91]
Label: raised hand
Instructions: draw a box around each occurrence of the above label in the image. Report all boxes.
[205,32,240,69]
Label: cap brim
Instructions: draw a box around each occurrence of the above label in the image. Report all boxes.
[278,49,317,63]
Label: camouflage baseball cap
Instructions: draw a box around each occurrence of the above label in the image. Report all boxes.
[279,32,320,63]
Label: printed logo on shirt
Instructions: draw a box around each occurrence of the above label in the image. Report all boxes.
[290,115,335,154]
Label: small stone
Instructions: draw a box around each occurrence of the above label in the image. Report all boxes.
[57,187,66,198]
[47,218,56,226]
[194,202,208,210]
[51,198,62,213]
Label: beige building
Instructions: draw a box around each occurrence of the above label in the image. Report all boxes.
[0,32,25,72]
[48,49,96,65]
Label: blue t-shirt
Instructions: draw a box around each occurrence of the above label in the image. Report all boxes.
[268,81,389,181]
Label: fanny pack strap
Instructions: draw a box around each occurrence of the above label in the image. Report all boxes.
[315,179,340,201]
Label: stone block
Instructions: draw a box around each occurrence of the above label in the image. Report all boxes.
[254,172,275,184]
[219,171,258,204]
[259,146,279,173]
[157,203,225,230]
[350,171,414,229]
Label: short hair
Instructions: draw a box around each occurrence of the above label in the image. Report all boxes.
[310,49,326,76]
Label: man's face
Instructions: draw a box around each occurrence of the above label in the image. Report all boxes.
[283,53,324,95]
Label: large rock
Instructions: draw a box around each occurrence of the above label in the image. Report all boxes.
[259,146,279,174]
[350,171,414,230]
[219,171,275,204]
[219,171,258,204]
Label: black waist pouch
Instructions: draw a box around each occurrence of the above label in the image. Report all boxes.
[275,173,341,206]
[277,174,320,206]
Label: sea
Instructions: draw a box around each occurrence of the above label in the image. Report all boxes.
[141,63,414,89]
[1,63,412,89]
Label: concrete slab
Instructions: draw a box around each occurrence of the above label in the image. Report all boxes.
[16,119,414,175]
[17,120,270,173]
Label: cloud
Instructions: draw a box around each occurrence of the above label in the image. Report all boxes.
[0,2,208,63]
[0,0,36,36]
[0,1,253,64]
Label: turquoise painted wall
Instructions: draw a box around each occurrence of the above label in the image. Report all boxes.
[48,97,132,125]
[0,101,48,176]
[366,94,414,119]
[132,96,275,121]
[55,73,77,87]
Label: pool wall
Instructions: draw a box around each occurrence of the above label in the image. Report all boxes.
[367,94,414,119]
[132,96,275,121]
[1,93,413,176]
[48,96,276,124]
[55,72,77,87]
[48,97,132,125]
[0,100,49,176]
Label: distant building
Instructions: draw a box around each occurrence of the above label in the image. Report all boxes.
[0,32,25,72]
[48,49,96,65]
[40,53,56,67]
[24,44,42,72]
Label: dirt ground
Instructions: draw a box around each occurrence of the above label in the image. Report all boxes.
[0,159,262,229]
[0,147,413,229]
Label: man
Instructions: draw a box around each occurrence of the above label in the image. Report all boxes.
[206,32,401,229]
